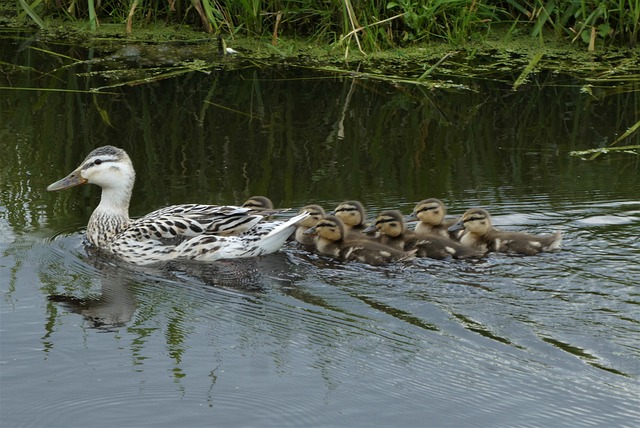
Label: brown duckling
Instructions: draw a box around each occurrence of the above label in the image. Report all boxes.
[448,208,563,256]
[365,210,484,260]
[405,198,459,239]
[294,204,327,248]
[330,200,374,238]
[242,196,274,211]
[305,215,415,265]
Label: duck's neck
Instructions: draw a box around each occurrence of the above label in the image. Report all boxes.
[316,237,341,255]
[86,185,132,248]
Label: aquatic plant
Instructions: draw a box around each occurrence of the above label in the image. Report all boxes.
[15,1,640,50]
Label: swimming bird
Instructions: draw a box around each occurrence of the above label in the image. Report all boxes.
[294,204,327,248]
[365,210,484,259]
[304,215,415,265]
[47,146,308,266]
[330,200,375,238]
[405,198,459,239]
[448,208,562,255]
[242,196,274,211]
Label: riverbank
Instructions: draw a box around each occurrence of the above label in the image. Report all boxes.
[5,15,639,93]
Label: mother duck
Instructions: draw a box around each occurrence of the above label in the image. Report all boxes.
[47,146,308,265]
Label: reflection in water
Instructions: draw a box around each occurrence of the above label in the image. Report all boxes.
[47,263,137,331]
[43,251,297,331]
[1,32,639,428]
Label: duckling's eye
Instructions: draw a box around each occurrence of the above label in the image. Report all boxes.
[94,159,103,165]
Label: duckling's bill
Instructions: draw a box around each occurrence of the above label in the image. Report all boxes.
[447,220,464,232]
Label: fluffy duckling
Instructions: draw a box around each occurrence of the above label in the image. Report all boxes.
[365,210,484,260]
[330,200,373,238]
[305,215,415,265]
[242,196,274,211]
[294,204,327,248]
[448,208,563,256]
[406,198,459,239]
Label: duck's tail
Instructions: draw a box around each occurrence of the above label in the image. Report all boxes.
[245,212,310,255]
[544,231,563,252]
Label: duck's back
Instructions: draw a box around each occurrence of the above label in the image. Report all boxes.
[490,230,563,255]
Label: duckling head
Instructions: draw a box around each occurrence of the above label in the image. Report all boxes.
[47,145,135,193]
[449,208,492,235]
[408,198,446,226]
[365,210,406,238]
[242,196,274,211]
[305,215,346,242]
[330,200,366,228]
[297,204,326,228]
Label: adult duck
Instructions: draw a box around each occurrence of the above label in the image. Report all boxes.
[47,146,308,265]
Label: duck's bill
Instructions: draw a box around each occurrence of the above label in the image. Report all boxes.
[47,169,87,191]
[447,221,464,232]
[362,224,378,234]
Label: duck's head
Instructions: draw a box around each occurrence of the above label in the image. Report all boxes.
[242,196,274,211]
[364,210,405,238]
[297,204,326,228]
[448,208,492,234]
[47,145,135,193]
[330,201,366,228]
[407,198,446,225]
[304,215,345,242]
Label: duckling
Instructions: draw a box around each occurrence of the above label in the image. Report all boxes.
[304,215,415,265]
[406,198,459,239]
[46,146,309,266]
[448,208,563,256]
[294,204,327,248]
[365,210,484,260]
[242,196,274,211]
[330,200,374,238]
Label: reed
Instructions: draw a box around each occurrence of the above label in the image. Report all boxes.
[15,1,640,51]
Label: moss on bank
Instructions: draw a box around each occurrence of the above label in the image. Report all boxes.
[9,17,633,92]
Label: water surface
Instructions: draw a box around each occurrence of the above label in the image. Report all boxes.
[1,31,639,427]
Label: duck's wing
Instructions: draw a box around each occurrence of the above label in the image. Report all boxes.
[173,212,309,262]
[110,210,308,265]
[411,234,486,259]
[137,204,267,236]
[341,240,415,265]
[495,230,563,255]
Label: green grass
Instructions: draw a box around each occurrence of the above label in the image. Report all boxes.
[12,0,640,53]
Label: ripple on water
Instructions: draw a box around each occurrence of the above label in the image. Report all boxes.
[575,215,640,226]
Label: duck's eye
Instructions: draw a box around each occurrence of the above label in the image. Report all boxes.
[94,159,102,165]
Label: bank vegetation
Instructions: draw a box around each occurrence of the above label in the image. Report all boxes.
[15,0,640,52]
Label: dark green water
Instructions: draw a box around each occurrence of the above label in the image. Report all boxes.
[1,31,639,427]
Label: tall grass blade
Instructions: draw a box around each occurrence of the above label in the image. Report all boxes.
[126,0,140,35]
[532,0,556,38]
[87,0,97,31]
[19,0,45,29]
